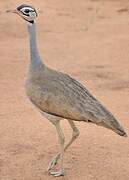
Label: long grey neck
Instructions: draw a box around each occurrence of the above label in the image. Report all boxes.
[28,22,44,69]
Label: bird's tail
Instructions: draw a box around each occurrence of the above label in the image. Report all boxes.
[99,116,127,137]
[114,127,127,137]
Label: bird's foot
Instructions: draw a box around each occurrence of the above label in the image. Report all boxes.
[47,153,60,171]
[49,169,64,177]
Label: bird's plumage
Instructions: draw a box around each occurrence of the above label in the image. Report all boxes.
[26,23,126,137]
[10,4,127,176]
[26,64,126,136]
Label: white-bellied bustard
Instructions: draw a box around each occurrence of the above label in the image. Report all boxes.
[7,4,127,177]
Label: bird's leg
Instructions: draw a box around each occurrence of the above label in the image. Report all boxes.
[49,121,65,176]
[48,120,79,171]
[64,120,80,151]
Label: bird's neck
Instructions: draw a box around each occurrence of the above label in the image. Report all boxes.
[27,22,44,69]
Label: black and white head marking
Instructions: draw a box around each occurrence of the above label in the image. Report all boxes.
[17,4,37,24]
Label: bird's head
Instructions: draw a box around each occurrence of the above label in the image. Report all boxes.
[7,4,37,24]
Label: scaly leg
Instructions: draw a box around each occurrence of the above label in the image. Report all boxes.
[49,121,65,176]
[48,120,79,171]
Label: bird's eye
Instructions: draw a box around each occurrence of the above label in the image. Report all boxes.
[24,9,30,13]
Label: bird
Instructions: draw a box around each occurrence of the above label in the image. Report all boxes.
[7,4,127,177]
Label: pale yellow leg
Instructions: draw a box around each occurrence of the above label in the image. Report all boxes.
[48,120,79,171]
[49,121,65,176]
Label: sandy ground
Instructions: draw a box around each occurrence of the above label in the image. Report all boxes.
[0,0,129,179]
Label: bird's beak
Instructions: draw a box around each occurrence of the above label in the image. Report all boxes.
[6,9,19,14]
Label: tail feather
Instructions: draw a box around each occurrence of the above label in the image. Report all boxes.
[113,126,127,137]
[87,112,127,137]
[100,117,127,137]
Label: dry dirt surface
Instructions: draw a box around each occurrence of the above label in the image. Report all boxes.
[0,0,129,180]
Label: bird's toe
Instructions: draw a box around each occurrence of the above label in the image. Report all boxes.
[47,153,60,171]
[49,169,64,177]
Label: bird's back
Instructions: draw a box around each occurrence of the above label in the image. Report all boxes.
[26,65,126,136]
